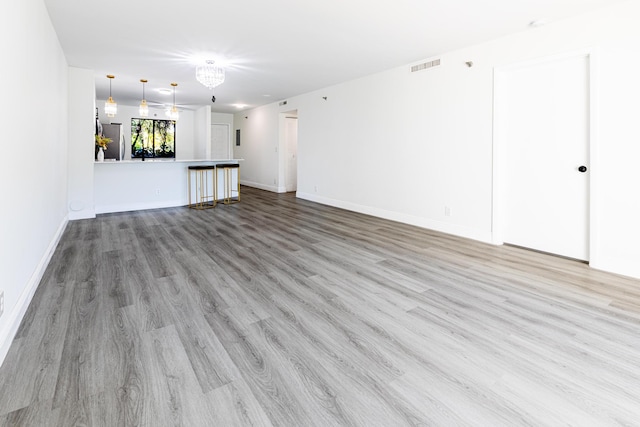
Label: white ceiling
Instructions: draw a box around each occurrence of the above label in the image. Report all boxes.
[44,0,625,114]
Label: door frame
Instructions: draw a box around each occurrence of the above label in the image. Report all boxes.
[278,110,298,193]
[492,47,600,265]
[284,115,298,192]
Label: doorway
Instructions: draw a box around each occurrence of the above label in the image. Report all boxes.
[283,111,298,192]
[493,51,595,261]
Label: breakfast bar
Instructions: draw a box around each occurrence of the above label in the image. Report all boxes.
[93,159,242,214]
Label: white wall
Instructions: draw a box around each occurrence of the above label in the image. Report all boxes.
[194,105,212,159]
[594,43,640,278]
[212,112,234,128]
[235,0,640,279]
[0,0,69,365]
[233,105,285,192]
[67,67,97,220]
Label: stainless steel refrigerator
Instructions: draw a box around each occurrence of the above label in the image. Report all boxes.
[99,123,125,160]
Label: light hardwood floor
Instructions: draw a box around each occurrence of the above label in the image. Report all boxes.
[1,187,640,426]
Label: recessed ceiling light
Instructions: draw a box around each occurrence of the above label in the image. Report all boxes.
[233,104,247,109]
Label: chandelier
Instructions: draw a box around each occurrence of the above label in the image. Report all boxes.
[195,60,225,90]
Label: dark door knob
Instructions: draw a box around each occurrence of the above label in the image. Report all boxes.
[578,166,588,173]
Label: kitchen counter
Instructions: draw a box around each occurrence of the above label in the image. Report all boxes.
[94,159,243,214]
[94,158,242,164]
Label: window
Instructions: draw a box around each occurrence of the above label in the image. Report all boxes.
[131,118,176,159]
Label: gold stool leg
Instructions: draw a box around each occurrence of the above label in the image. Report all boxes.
[237,167,240,202]
[223,167,230,204]
[188,169,192,208]
[206,167,216,208]
[198,170,203,209]
[204,169,208,207]
[213,166,217,207]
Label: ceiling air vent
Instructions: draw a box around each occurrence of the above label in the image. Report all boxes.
[411,59,441,72]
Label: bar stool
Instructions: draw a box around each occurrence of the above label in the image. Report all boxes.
[187,165,217,209]
[217,163,240,204]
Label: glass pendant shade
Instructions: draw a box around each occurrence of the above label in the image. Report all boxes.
[139,79,149,117]
[105,97,117,117]
[105,75,117,117]
[166,82,179,121]
[139,100,149,117]
[196,60,225,90]
[167,105,179,121]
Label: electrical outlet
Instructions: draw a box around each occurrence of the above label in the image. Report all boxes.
[0,291,4,318]
[155,188,161,195]
[445,206,451,217]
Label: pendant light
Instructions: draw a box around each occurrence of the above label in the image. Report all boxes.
[166,82,179,121]
[139,79,149,117]
[104,74,117,117]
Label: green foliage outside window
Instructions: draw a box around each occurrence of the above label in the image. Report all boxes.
[131,118,176,158]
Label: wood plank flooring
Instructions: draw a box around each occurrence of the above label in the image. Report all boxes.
[1,186,640,426]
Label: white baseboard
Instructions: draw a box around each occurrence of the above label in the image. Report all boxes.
[590,259,640,280]
[94,199,186,215]
[0,216,69,368]
[239,180,286,193]
[296,192,493,244]
[68,210,96,220]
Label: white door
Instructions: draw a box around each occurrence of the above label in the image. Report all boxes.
[502,54,590,260]
[284,117,298,192]
[211,124,230,159]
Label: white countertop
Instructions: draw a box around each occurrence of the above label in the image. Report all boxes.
[95,158,243,164]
